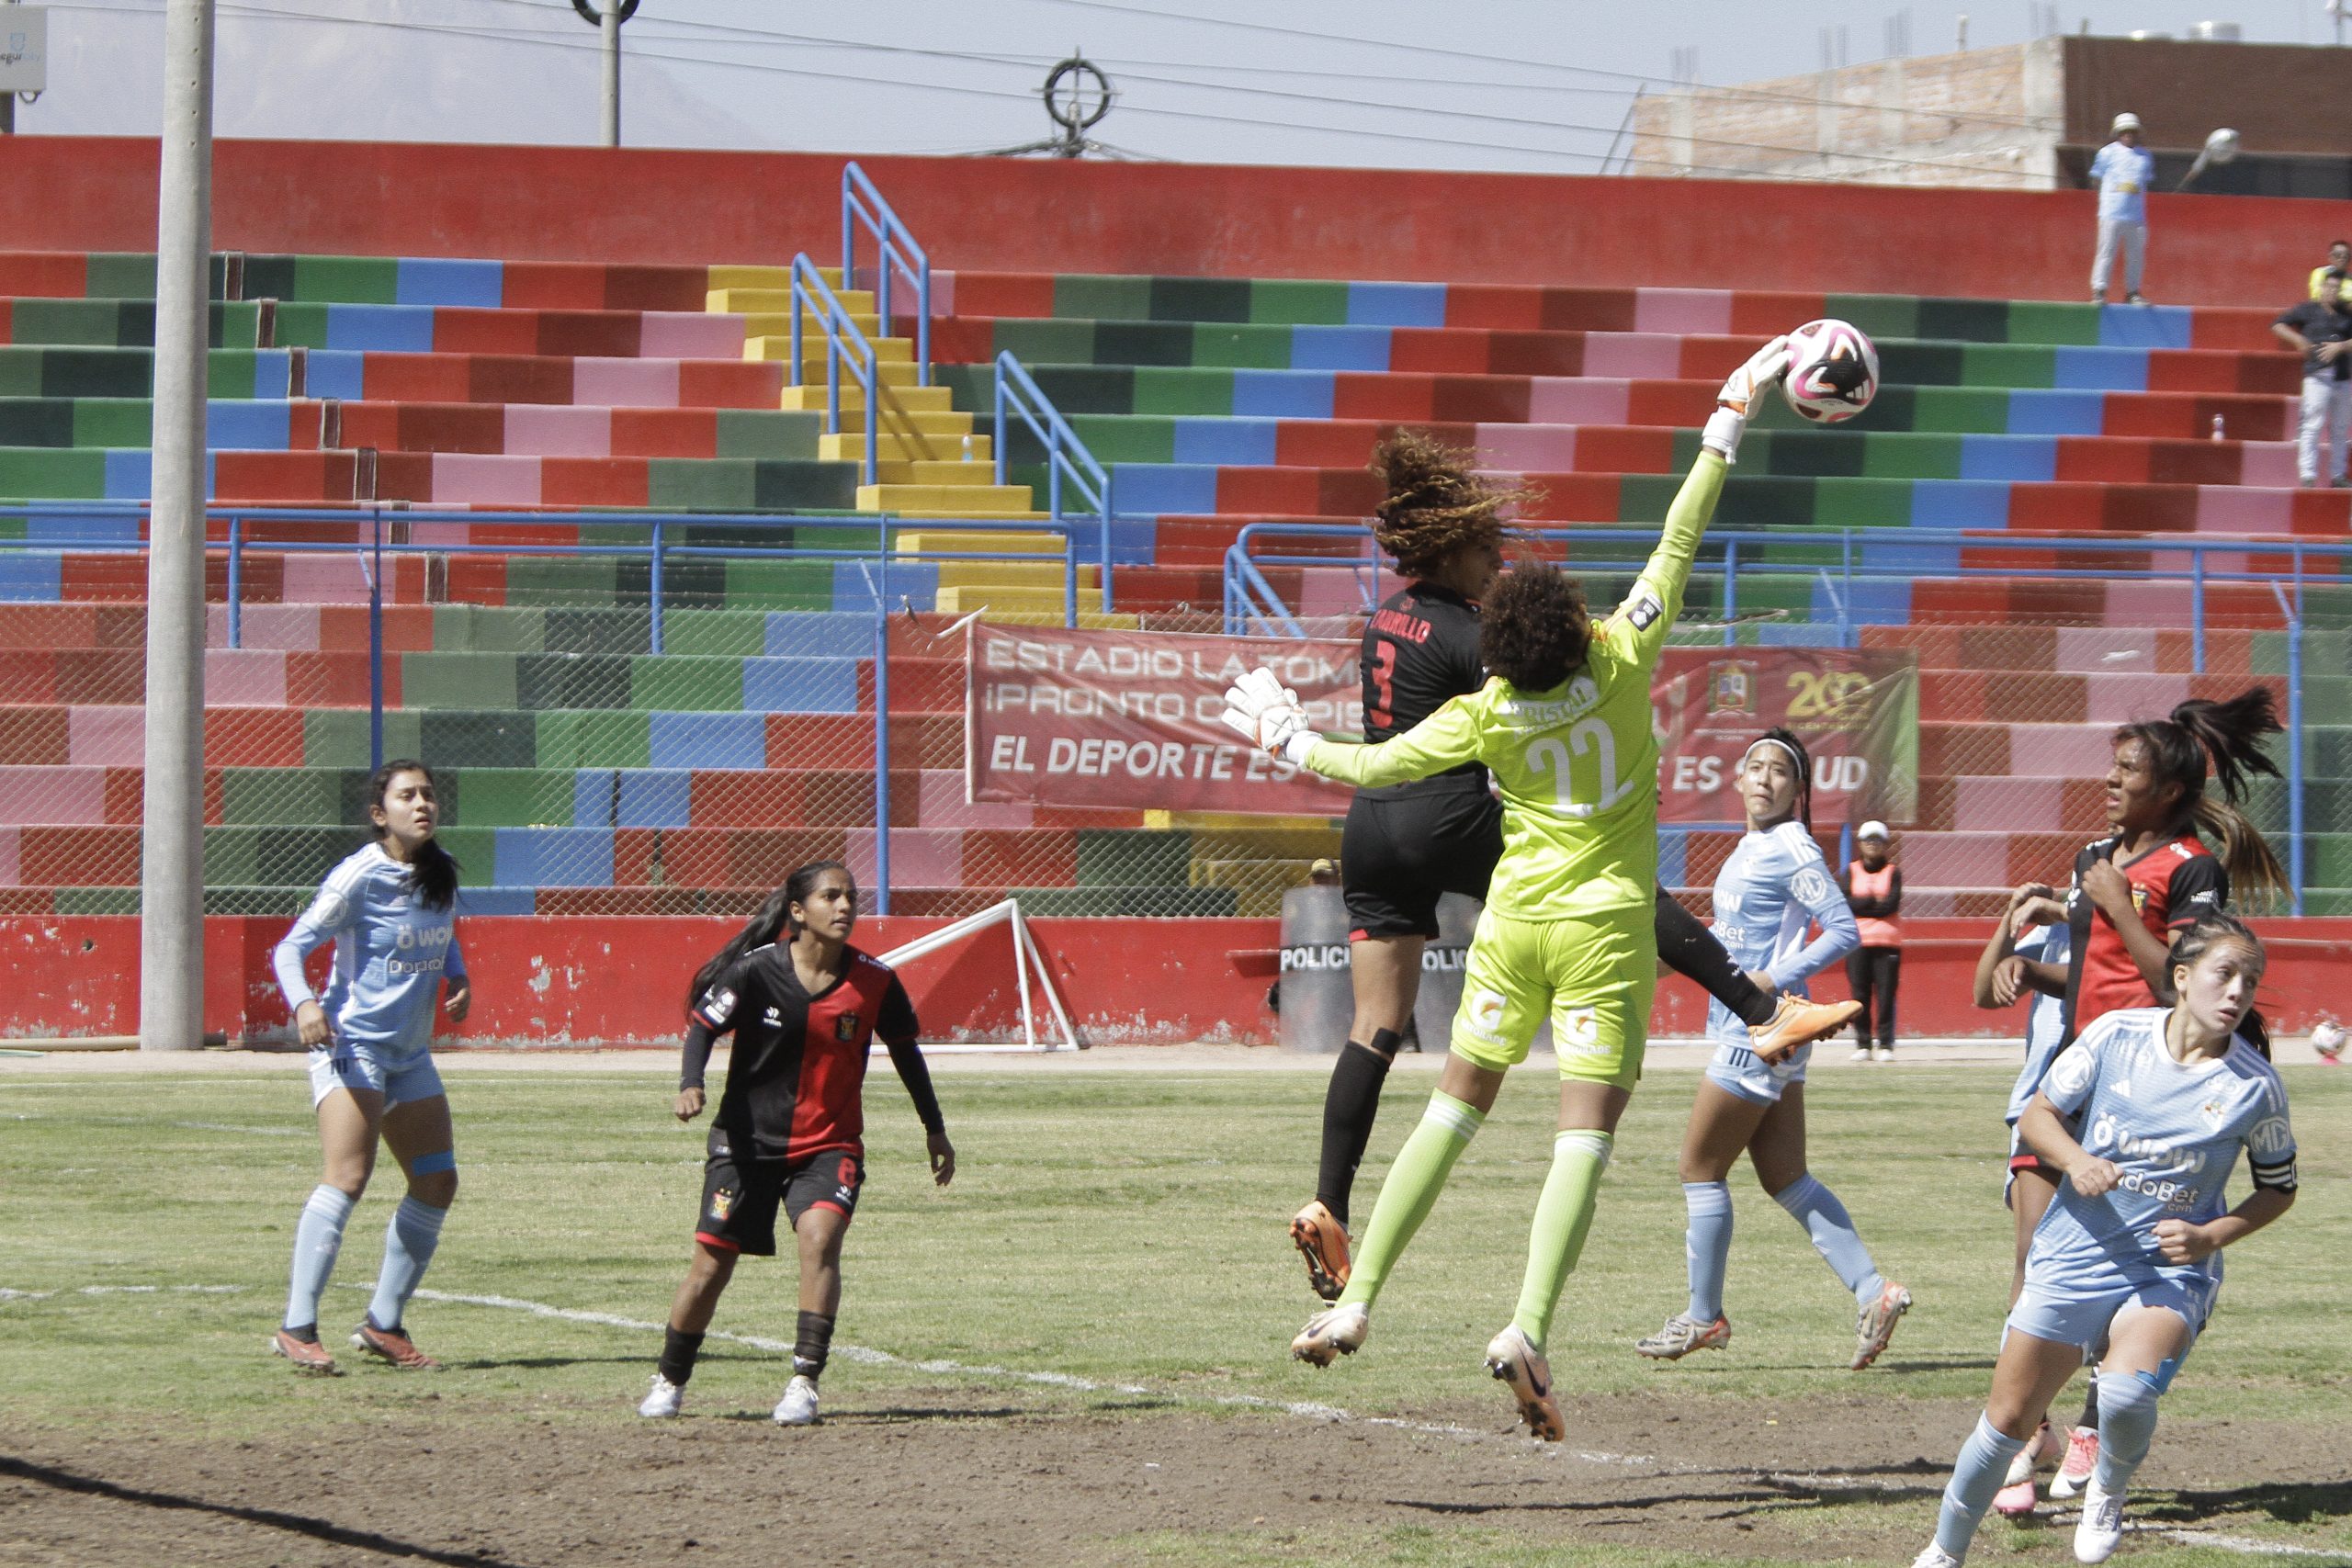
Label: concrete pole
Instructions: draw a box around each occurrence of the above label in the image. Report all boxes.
[140,0,214,1051]
[600,0,620,147]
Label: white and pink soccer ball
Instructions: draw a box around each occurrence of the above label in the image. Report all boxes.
[1780,318,1881,424]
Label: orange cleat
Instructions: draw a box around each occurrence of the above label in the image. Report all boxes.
[1752,996,1864,1065]
[270,1327,340,1375]
[1288,1200,1351,1302]
[351,1321,442,1371]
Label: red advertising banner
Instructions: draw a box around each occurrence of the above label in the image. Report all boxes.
[967,626,1918,825]
[967,623,1362,815]
[1653,648,1918,826]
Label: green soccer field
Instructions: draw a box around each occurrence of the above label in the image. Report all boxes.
[3,1057,2347,1567]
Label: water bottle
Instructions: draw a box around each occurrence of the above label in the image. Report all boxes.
[961,434,975,462]
[2211,413,2225,442]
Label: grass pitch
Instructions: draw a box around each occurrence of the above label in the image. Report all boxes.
[2,1055,2347,1566]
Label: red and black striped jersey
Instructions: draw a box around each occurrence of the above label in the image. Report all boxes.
[2062,833,2227,1043]
[684,943,933,1160]
[1360,581,1487,799]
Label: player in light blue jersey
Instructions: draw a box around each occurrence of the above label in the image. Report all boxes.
[1635,729,1911,1371]
[1914,914,2297,1568]
[267,760,472,1376]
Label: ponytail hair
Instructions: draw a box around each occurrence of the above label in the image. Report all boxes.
[2169,911,2271,1057]
[684,860,852,1014]
[2114,688,2289,909]
[367,759,457,912]
[1744,727,1815,832]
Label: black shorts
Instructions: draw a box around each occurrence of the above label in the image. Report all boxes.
[1340,785,1504,942]
[695,1131,864,1257]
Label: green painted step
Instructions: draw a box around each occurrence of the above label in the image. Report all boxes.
[2,299,261,349]
[0,347,287,400]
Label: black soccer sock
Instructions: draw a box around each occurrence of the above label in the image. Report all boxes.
[1314,1032,1399,1227]
[1654,886,1776,1027]
[658,1327,705,1386]
[2077,1367,2101,1433]
[793,1310,836,1381]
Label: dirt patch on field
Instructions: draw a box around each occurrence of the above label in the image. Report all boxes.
[5,1386,2348,1567]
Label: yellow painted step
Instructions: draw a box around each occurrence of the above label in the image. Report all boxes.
[707,287,876,315]
[896,530,1063,556]
[738,314,904,344]
[864,459,1003,487]
[781,384,956,414]
[858,483,1035,513]
[821,432,988,463]
[933,561,1101,591]
[744,332,910,362]
[889,509,1051,521]
[934,584,1106,615]
[707,264,839,292]
[764,355,925,387]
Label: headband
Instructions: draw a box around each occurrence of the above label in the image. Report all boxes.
[1742,737,1803,773]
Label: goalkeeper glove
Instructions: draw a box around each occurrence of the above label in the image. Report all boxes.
[1219,666,1318,765]
[1701,333,1793,465]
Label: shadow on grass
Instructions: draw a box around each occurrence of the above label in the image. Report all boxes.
[1389,1460,1951,1520]
[0,1454,528,1567]
[2148,1478,2352,1529]
[448,1354,662,1371]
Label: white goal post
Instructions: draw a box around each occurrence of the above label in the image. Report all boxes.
[874,898,1082,1055]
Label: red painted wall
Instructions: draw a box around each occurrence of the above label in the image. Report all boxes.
[0,137,2339,308]
[7,914,2346,1048]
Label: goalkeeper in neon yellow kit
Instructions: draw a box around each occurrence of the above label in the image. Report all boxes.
[1223,334,1795,1443]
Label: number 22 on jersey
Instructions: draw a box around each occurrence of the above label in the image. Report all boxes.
[1525,719,1634,818]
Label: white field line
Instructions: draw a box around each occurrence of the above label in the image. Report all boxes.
[4,1280,2343,1559]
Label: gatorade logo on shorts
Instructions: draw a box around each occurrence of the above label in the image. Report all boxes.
[1467,988,1507,1040]
[1558,1008,1602,1054]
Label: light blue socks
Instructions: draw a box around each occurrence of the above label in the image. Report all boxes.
[285,1184,356,1330]
[1683,1180,1734,1322]
[1771,1173,1885,1304]
[368,1195,448,1331]
[1935,1413,2029,1558]
[2094,1374,2160,1494]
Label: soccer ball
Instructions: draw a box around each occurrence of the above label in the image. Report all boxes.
[1780,319,1880,424]
[2312,1019,2344,1061]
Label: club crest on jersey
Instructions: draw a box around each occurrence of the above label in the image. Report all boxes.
[2199,1098,2228,1132]
[834,1011,860,1043]
[1706,661,1758,716]
[2130,886,2149,913]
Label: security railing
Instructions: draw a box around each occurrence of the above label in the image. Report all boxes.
[841,161,932,388]
[995,350,1119,612]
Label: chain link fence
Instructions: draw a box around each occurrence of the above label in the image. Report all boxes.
[2,515,2342,921]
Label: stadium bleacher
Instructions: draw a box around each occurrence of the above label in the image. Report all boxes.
[1,240,2342,927]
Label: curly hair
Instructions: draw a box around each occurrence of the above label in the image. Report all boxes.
[1368,429,1538,581]
[1478,564,1589,694]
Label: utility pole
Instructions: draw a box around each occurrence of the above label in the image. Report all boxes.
[141,0,213,1051]
[600,0,618,146]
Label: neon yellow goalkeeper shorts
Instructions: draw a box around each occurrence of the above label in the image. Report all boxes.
[1449,906,1655,1088]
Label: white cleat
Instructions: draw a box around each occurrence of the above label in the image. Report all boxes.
[773,1373,820,1427]
[2048,1426,2100,1499]
[1851,1045,1874,1062]
[2074,1479,2124,1564]
[1873,1045,1894,1062]
[1910,1546,1964,1568]
[1483,1325,1565,1441]
[637,1372,684,1418]
[1290,1301,1369,1367]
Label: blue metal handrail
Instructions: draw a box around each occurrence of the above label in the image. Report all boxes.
[788,254,880,488]
[841,161,932,387]
[994,351,1118,615]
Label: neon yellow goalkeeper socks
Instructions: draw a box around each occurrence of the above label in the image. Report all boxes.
[1510,1129,1614,1352]
[1335,1090,1484,1310]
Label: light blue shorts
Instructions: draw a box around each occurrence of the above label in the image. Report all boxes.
[2007,1275,2216,1355]
[1705,1035,1811,1106]
[308,1043,445,1111]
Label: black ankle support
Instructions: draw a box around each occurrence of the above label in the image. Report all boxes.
[793,1310,835,1379]
[658,1327,705,1386]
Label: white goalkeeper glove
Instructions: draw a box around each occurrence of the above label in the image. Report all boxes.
[1701,333,1793,465]
[1220,666,1318,765]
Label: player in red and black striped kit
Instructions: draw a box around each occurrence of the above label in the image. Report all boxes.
[1289,432,1860,1301]
[637,861,953,1427]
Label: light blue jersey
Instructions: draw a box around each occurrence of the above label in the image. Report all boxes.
[274,842,465,1066]
[1702,821,1860,1101]
[2028,1007,2297,1303]
[2092,141,2155,223]
[2004,923,2073,1127]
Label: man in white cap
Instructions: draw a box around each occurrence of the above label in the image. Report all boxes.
[1838,822,1903,1062]
[2090,112,2155,305]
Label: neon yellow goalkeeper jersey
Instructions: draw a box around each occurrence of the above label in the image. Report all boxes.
[1303,452,1727,924]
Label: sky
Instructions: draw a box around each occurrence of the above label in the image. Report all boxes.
[16,0,2343,173]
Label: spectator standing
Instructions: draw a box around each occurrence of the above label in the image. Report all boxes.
[2274,274,2352,489]
[2089,113,2155,305]
[2308,240,2351,304]
[1839,822,1903,1063]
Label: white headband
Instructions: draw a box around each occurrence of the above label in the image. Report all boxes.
[1742,737,1803,772]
